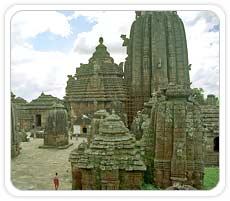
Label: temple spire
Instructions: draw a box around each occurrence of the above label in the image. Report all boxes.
[99,37,103,44]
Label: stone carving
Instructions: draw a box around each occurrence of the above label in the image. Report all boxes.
[143,86,205,189]
[176,143,184,159]
[120,34,129,52]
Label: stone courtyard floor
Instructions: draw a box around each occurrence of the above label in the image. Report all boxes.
[11,137,86,190]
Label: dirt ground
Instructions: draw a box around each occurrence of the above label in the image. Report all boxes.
[11,137,86,190]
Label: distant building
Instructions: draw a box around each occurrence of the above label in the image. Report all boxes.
[202,94,219,166]
[11,92,63,131]
[73,114,92,136]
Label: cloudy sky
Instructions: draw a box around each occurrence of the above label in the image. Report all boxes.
[11,10,219,102]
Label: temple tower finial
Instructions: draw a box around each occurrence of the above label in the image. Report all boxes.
[99,37,103,44]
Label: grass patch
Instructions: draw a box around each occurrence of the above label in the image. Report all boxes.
[203,167,219,190]
[141,167,219,190]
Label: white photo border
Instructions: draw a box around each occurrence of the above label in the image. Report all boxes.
[4,4,226,197]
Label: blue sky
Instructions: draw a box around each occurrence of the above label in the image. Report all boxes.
[25,14,96,53]
[10,11,220,101]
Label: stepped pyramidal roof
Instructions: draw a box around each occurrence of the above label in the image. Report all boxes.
[26,92,62,109]
[69,111,146,171]
[65,37,127,102]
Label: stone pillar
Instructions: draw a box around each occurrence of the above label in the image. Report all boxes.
[40,103,72,149]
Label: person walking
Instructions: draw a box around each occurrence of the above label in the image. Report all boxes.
[53,173,59,190]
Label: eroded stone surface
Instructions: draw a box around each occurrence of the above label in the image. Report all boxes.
[65,37,127,128]
[123,11,190,125]
[202,94,219,166]
[125,11,205,189]
[41,103,69,148]
[11,92,63,131]
[69,111,146,190]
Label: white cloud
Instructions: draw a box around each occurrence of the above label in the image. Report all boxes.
[11,44,79,101]
[178,11,219,97]
[11,11,77,101]
[11,11,71,47]
[71,11,135,64]
[11,11,135,101]
[11,11,219,102]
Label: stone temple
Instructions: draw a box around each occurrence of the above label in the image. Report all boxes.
[11,10,219,190]
[65,37,127,134]
[11,92,63,132]
[69,111,146,190]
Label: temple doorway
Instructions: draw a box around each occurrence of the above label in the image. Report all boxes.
[82,127,87,134]
[36,114,41,127]
[214,136,219,152]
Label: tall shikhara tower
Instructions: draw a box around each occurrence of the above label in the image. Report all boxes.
[123,11,190,125]
[123,11,204,189]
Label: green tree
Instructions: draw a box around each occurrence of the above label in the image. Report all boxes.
[192,88,205,104]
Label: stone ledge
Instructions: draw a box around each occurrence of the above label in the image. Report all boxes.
[38,143,73,149]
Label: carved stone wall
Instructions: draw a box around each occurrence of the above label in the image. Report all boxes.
[140,87,205,189]
[65,38,127,128]
[42,103,69,148]
[123,11,190,125]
